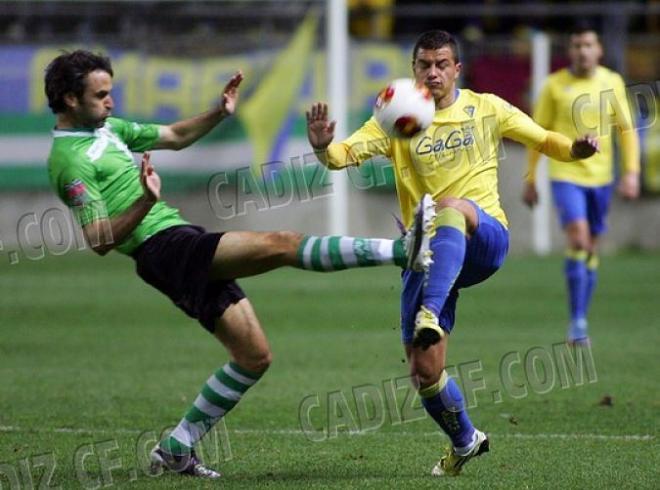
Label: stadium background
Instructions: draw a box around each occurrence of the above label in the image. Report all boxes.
[0,0,658,256]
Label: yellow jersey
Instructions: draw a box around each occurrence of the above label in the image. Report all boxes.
[324,89,551,228]
[530,66,639,186]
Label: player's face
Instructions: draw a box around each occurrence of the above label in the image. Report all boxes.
[69,70,114,128]
[413,47,461,104]
[568,32,602,74]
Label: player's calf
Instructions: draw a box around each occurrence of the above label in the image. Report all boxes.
[417,370,488,477]
[411,196,470,349]
[266,231,305,259]
[295,234,407,271]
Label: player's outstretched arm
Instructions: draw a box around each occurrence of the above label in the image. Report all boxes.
[306,102,355,170]
[83,153,160,255]
[531,131,598,162]
[498,95,596,164]
[306,102,390,170]
[521,134,599,209]
[154,71,243,151]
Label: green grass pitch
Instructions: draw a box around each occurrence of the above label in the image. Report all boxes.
[1,251,658,488]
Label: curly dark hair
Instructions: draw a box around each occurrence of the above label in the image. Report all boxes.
[44,50,113,114]
[412,30,460,63]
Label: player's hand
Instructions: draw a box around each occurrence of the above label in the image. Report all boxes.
[522,182,539,208]
[140,152,161,204]
[618,171,640,200]
[220,71,243,116]
[306,102,336,150]
[571,135,599,159]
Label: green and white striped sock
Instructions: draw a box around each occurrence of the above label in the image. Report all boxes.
[296,236,406,271]
[160,362,262,455]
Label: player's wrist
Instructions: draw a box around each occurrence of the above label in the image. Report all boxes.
[216,104,230,118]
[141,192,158,206]
[213,97,232,118]
[312,144,329,153]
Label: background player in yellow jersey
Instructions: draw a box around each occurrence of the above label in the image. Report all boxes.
[522,23,640,345]
[306,30,598,476]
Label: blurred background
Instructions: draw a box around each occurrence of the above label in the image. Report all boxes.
[0,0,658,261]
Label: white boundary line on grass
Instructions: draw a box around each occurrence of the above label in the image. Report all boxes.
[0,425,654,442]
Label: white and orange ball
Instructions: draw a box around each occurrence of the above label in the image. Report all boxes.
[373,78,435,138]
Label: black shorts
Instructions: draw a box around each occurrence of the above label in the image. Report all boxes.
[132,225,246,333]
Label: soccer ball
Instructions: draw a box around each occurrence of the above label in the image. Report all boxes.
[373,78,435,138]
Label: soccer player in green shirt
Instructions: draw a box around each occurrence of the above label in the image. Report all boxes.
[45,50,428,479]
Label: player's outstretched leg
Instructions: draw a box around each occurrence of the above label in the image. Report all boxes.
[297,234,406,271]
[209,231,415,280]
[410,196,475,349]
[151,299,271,479]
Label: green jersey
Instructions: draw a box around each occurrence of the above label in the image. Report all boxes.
[47,117,188,255]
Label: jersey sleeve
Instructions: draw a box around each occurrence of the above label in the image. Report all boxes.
[107,117,161,152]
[611,74,636,131]
[525,82,556,182]
[489,94,548,149]
[611,74,640,173]
[56,157,108,227]
[321,117,391,169]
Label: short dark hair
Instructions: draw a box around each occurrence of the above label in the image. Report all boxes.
[412,30,460,63]
[44,50,113,114]
[569,20,600,38]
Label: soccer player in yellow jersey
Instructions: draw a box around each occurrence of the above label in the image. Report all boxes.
[306,30,598,476]
[522,24,640,345]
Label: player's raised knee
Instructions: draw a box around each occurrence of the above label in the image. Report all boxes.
[436,197,473,217]
[436,196,463,210]
[435,197,477,233]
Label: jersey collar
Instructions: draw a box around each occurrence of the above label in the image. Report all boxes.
[52,127,98,138]
[434,88,461,115]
